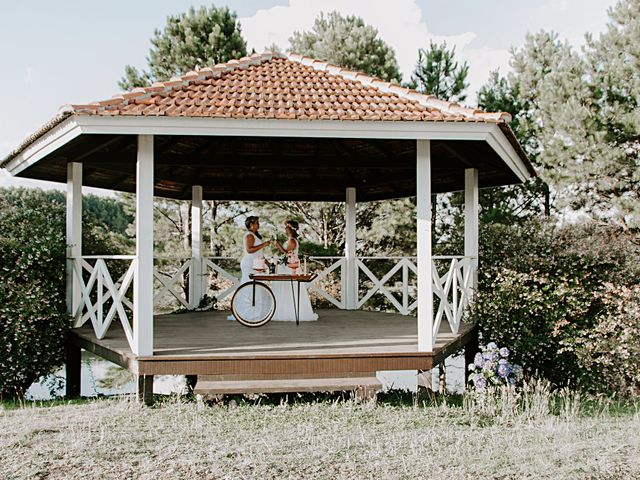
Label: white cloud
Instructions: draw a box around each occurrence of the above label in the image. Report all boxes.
[240,0,507,104]
[24,66,33,83]
[0,140,14,158]
[545,0,570,12]
[459,46,512,102]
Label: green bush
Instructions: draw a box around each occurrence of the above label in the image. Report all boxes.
[470,219,640,395]
[0,188,127,399]
[568,283,640,397]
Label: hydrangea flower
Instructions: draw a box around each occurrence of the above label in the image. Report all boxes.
[468,342,523,391]
[473,376,487,391]
[474,352,484,368]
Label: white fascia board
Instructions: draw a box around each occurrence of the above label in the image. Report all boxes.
[75,115,492,141]
[485,124,533,182]
[6,117,82,176]
[5,115,532,182]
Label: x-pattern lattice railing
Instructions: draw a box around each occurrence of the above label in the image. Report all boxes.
[357,257,418,315]
[72,256,136,350]
[307,256,346,309]
[202,257,240,302]
[153,257,192,309]
[431,256,474,335]
[71,254,475,350]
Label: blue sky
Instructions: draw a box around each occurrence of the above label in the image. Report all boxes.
[0,0,618,190]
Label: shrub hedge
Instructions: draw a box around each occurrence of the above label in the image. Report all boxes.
[470,219,640,396]
[0,188,125,399]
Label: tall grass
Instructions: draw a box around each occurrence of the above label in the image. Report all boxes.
[1,387,639,479]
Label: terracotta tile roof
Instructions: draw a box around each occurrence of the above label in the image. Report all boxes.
[64,52,512,123]
[2,52,516,168]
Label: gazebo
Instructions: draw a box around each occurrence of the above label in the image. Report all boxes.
[1,52,534,402]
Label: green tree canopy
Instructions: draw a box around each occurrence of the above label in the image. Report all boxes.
[289,11,402,82]
[119,5,247,90]
[476,70,549,222]
[410,41,469,102]
[508,13,639,230]
[0,188,128,398]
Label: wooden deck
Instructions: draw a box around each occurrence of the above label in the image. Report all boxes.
[70,309,477,377]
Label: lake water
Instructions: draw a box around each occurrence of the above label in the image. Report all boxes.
[26,352,466,400]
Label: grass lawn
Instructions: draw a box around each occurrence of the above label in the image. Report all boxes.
[1,392,639,479]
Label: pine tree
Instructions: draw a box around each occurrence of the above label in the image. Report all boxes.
[476,71,549,222]
[509,20,640,230]
[289,11,402,82]
[119,5,247,90]
[410,42,469,102]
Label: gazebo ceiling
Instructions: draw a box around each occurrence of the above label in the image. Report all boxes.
[18,133,521,201]
[2,52,534,202]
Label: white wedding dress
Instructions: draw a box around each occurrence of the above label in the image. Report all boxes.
[271,238,318,322]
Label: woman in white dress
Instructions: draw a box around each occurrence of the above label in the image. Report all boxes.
[239,216,271,283]
[230,216,272,321]
[272,220,318,322]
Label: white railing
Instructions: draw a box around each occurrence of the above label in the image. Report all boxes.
[431,256,475,335]
[357,256,417,315]
[153,256,193,310]
[308,256,346,309]
[72,256,136,350]
[71,254,476,350]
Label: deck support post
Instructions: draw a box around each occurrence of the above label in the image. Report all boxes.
[133,135,154,357]
[416,140,434,352]
[137,375,154,405]
[344,187,358,309]
[417,370,433,401]
[464,168,479,292]
[186,375,198,393]
[464,329,480,387]
[66,162,82,316]
[65,342,81,398]
[190,185,204,309]
[438,361,446,394]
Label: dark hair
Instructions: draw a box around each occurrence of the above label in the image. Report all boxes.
[286,220,299,238]
[245,216,262,239]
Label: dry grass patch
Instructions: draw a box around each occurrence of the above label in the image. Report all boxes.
[0,394,639,479]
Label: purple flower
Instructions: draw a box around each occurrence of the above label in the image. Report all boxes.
[474,376,487,390]
[482,361,495,372]
[474,353,484,368]
[499,347,510,358]
[498,364,510,379]
[483,351,499,363]
[486,342,497,350]
[498,358,508,366]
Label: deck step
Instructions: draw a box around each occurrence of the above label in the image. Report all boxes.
[194,375,382,396]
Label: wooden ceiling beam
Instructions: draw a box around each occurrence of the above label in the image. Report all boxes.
[82,153,416,170]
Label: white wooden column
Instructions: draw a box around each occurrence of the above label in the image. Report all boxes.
[416,140,434,352]
[344,187,357,309]
[66,162,82,316]
[464,168,479,291]
[189,185,203,309]
[133,135,154,356]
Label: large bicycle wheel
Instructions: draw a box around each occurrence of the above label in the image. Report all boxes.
[231,281,276,327]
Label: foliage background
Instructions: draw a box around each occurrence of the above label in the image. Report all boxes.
[0,189,130,398]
